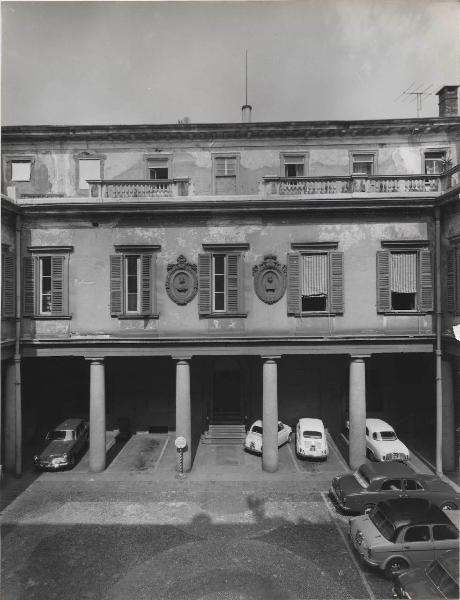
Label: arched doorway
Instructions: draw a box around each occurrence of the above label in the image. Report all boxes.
[211,357,242,423]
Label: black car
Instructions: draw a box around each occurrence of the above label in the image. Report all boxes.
[34,418,89,470]
[392,549,459,599]
[330,462,460,514]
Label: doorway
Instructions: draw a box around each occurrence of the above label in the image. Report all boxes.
[211,358,242,423]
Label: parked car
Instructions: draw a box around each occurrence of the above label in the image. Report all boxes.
[34,418,89,470]
[349,498,459,579]
[330,461,460,514]
[392,549,459,599]
[244,420,292,454]
[296,418,328,460]
[346,418,410,462]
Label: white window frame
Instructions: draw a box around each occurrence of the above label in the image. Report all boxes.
[11,160,32,182]
[300,252,329,313]
[78,158,101,190]
[424,150,446,175]
[212,154,239,194]
[38,256,52,315]
[350,151,376,176]
[124,254,141,314]
[212,253,227,313]
[281,153,307,177]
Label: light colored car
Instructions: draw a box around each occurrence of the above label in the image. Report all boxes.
[244,420,292,454]
[365,419,410,462]
[349,498,459,579]
[296,418,328,460]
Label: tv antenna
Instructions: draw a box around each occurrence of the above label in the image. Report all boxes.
[241,49,252,122]
[394,83,434,117]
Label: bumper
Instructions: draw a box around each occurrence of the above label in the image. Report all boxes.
[34,459,70,470]
[329,487,354,514]
[350,537,380,568]
[244,444,261,454]
[297,447,327,458]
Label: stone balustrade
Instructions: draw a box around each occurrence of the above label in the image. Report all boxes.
[88,178,191,198]
[441,164,460,191]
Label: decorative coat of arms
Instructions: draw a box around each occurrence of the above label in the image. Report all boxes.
[252,254,287,304]
[166,255,198,305]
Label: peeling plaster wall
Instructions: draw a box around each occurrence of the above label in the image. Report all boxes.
[22,215,432,339]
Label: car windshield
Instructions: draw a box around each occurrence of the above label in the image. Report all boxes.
[252,426,263,435]
[46,430,69,441]
[426,561,459,599]
[369,508,396,541]
[303,431,322,439]
[354,466,371,488]
[380,431,397,441]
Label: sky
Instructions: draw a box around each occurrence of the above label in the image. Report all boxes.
[1,0,459,126]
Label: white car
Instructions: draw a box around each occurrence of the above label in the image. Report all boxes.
[244,420,292,454]
[364,418,410,462]
[296,418,328,460]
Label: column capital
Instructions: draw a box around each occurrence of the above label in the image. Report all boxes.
[349,354,371,361]
[172,356,192,362]
[261,355,281,362]
[86,357,105,364]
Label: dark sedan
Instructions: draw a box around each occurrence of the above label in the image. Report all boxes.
[392,549,459,599]
[330,462,460,514]
[34,418,89,470]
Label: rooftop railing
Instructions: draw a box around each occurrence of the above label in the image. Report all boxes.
[88,178,191,198]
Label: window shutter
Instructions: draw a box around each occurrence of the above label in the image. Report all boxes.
[376,251,391,313]
[329,252,344,314]
[51,255,67,315]
[2,253,15,317]
[110,255,123,315]
[419,249,434,312]
[23,256,36,316]
[447,249,456,312]
[287,252,301,315]
[198,253,212,315]
[226,253,242,313]
[140,254,154,315]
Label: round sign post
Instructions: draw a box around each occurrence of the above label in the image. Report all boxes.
[174,436,187,473]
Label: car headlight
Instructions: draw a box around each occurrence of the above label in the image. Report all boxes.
[62,453,68,459]
[33,455,39,462]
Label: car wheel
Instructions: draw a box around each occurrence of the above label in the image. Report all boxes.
[384,558,409,579]
[362,503,375,515]
[441,502,457,510]
[366,448,376,461]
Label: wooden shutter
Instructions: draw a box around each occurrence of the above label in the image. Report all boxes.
[447,249,456,312]
[23,256,36,316]
[140,254,154,315]
[419,249,434,312]
[198,253,212,315]
[287,252,301,315]
[329,252,344,314]
[226,253,242,313]
[110,255,123,315]
[2,253,15,317]
[376,251,391,313]
[51,255,67,315]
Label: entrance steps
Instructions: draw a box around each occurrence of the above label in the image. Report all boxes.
[202,424,246,445]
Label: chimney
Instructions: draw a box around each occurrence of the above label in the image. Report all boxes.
[242,104,252,123]
[436,85,459,117]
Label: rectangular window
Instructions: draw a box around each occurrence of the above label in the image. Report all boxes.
[424,151,446,174]
[376,248,433,313]
[148,159,169,180]
[79,159,101,190]
[125,255,141,313]
[110,252,157,317]
[23,250,71,317]
[287,249,344,316]
[11,160,31,182]
[214,156,238,194]
[213,254,226,312]
[352,153,374,176]
[198,250,245,316]
[283,155,305,177]
[39,257,52,314]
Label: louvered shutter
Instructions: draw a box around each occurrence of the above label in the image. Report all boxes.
[23,256,36,316]
[287,252,301,315]
[329,252,344,314]
[419,249,434,312]
[376,251,391,313]
[50,255,67,315]
[140,254,154,315]
[2,253,15,317]
[226,253,242,314]
[110,255,123,315]
[447,249,456,312]
[198,253,212,315]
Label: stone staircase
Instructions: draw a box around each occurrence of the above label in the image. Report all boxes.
[202,424,247,445]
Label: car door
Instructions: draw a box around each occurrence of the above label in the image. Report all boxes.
[379,479,405,502]
[432,524,459,559]
[402,478,425,499]
[401,525,435,568]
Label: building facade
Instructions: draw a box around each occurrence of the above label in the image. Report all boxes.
[2,86,460,475]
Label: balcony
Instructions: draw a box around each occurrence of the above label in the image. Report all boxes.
[263,174,442,196]
[88,178,191,199]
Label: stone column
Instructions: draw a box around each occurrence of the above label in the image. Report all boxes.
[4,360,16,472]
[88,358,106,473]
[442,357,456,472]
[349,356,368,470]
[175,358,192,472]
[262,356,279,473]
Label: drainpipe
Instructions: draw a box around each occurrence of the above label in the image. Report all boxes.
[14,212,22,477]
[435,207,442,475]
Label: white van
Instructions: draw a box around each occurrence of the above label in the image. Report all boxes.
[296,418,328,460]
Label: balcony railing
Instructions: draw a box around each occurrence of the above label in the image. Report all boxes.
[441,164,460,192]
[88,178,190,199]
[263,174,441,196]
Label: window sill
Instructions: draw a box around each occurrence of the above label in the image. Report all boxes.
[380,311,430,316]
[201,313,247,319]
[291,312,342,317]
[27,315,72,320]
[113,314,159,320]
